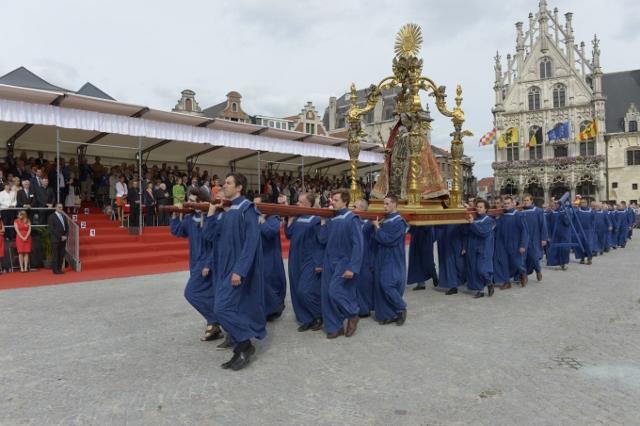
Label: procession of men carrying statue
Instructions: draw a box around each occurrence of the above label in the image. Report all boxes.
[165,24,637,371]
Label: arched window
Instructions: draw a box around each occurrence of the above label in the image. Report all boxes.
[540,57,552,79]
[629,120,638,132]
[528,87,541,111]
[579,120,596,156]
[231,102,238,112]
[528,125,543,159]
[553,84,566,108]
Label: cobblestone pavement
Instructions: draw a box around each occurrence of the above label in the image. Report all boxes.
[1,238,639,426]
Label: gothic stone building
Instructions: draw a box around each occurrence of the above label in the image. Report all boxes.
[492,1,609,203]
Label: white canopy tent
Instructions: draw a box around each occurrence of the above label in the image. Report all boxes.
[0,84,384,187]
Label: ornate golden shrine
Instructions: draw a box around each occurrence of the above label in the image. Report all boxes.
[346,24,473,225]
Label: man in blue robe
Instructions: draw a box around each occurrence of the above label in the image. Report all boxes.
[407,226,438,290]
[285,192,324,332]
[372,194,409,325]
[494,196,529,289]
[253,194,286,322]
[574,199,595,265]
[521,194,548,281]
[606,203,618,249]
[592,202,611,255]
[462,199,496,298]
[546,201,572,270]
[354,199,375,317]
[435,224,466,295]
[170,188,223,342]
[318,190,363,339]
[206,173,266,371]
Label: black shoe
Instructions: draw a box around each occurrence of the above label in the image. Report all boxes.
[579,259,585,264]
[587,258,592,265]
[266,310,283,322]
[54,271,64,275]
[216,336,233,351]
[221,352,240,369]
[310,318,324,331]
[473,292,485,299]
[413,283,426,291]
[297,322,312,332]
[432,277,439,287]
[561,264,567,271]
[445,287,458,295]
[396,310,407,326]
[378,318,396,325]
[229,345,256,371]
[488,284,495,297]
[358,313,371,318]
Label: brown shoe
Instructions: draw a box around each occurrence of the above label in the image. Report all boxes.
[326,328,344,339]
[536,271,542,281]
[345,316,360,337]
[520,275,528,287]
[500,282,512,290]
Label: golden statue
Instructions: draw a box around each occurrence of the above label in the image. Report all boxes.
[345,24,472,214]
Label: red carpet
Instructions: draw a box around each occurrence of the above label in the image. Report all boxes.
[0,206,292,291]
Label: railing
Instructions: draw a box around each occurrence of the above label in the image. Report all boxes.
[63,211,81,272]
[0,207,81,272]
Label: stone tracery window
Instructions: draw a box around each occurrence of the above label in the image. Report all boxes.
[539,57,552,79]
[528,87,541,111]
[552,84,566,108]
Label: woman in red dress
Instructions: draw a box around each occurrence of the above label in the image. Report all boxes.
[14,210,32,272]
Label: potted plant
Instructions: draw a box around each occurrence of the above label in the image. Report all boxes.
[34,227,53,268]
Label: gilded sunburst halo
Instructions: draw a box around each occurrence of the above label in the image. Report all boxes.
[394,23,423,58]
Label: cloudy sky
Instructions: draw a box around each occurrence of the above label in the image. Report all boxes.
[2,0,638,177]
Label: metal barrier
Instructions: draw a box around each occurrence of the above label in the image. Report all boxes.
[0,207,81,272]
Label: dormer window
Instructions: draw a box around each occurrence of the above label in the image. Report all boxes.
[539,57,552,79]
[231,102,238,112]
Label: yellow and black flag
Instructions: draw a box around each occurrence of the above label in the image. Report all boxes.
[529,127,543,147]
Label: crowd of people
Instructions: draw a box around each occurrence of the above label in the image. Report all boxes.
[169,171,638,372]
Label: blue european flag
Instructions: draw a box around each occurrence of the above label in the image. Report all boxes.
[547,127,558,142]
[557,122,570,139]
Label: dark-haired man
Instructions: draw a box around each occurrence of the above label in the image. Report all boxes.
[254,193,286,322]
[520,194,548,281]
[285,192,324,331]
[171,188,223,343]
[318,190,363,338]
[372,194,409,325]
[494,196,529,289]
[207,173,266,371]
[462,199,496,298]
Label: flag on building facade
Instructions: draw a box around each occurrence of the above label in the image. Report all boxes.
[529,127,543,147]
[497,127,519,149]
[578,120,598,141]
[547,122,570,142]
[479,128,497,146]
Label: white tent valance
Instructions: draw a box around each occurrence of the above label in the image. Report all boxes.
[0,99,384,163]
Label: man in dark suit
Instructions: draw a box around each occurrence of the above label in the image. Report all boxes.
[47,203,69,274]
[16,180,35,208]
[34,177,56,224]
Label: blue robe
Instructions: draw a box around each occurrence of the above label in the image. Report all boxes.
[521,206,548,275]
[606,210,617,248]
[372,212,408,322]
[626,208,636,239]
[285,215,323,326]
[204,197,266,343]
[593,210,610,254]
[546,207,571,266]
[259,215,286,317]
[318,208,363,334]
[574,208,595,260]
[435,225,466,289]
[493,209,528,283]
[407,226,437,286]
[463,214,495,291]
[355,218,375,316]
[170,213,217,325]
